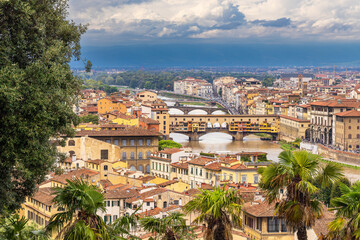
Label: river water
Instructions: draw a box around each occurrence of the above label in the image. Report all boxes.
[171,132,283,161]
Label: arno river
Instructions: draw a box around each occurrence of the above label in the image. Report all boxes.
[171,132,283,161]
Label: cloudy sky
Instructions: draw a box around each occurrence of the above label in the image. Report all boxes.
[69,0,360,45]
[68,0,360,67]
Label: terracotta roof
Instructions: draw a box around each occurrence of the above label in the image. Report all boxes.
[183,188,200,196]
[161,205,181,212]
[310,99,360,108]
[138,207,162,217]
[334,110,360,117]
[31,188,55,206]
[99,179,113,188]
[126,188,167,203]
[170,162,188,169]
[200,183,213,190]
[159,148,183,154]
[143,198,154,202]
[139,117,159,124]
[242,201,277,217]
[51,169,98,185]
[105,189,138,199]
[204,162,221,171]
[221,163,247,170]
[139,176,156,183]
[158,180,178,187]
[63,157,72,163]
[188,157,215,166]
[75,128,162,137]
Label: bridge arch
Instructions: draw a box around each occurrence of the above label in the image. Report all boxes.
[212,110,226,115]
[169,108,185,115]
[207,122,213,128]
[188,109,207,115]
[221,122,228,129]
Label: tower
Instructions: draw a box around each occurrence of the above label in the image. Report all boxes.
[298,74,303,90]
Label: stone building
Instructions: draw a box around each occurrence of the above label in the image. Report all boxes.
[65,128,162,172]
[279,115,310,141]
[334,110,360,151]
[309,99,360,145]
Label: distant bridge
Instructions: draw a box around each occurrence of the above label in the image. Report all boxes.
[169,102,229,115]
[169,114,280,141]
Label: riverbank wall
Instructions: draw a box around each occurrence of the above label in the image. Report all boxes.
[317,145,360,166]
[301,142,360,166]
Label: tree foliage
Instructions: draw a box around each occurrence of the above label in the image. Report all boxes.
[158,140,182,151]
[183,186,242,240]
[140,212,193,240]
[83,79,118,94]
[80,114,99,124]
[327,181,360,240]
[75,70,268,91]
[259,150,343,240]
[0,0,86,213]
[46,179,109,240]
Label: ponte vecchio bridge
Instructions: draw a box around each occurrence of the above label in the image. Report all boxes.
[168,104,229,115]
[169,114,280,141]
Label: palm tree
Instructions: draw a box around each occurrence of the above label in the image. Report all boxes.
[259,150,343,240]
[183,186,242,240]
[46,178,109,240]
[107,208,140,240]
[327,181,360,240]
[0,214,50,240]
[140,212,193,240]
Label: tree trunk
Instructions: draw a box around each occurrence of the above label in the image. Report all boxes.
[297,225,308,240]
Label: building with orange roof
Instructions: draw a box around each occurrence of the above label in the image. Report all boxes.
[334,110,360,151]
[309,99,360,145]
[97,97,127,114]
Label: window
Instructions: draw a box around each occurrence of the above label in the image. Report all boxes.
[196,168,198,175]
[122,139,127,146]
[105,139,111,143]
[130,139,135,146]
[104,165,108,171]
[113,215,118,221]
[246,215,254,228]
[256,218,262,231]
[280,219,287,232]
[206,172,209,179]
[139,139,143,146]
[147,151,151,159]
[200,169,202,176]
[254,175,259,184]
[267,217,279,232]
[357,134,360,139]
[122,152,127,160]
[131,152,135,160]
[242,175,247,184]
[349,126,352,129]
[191,167,193,174]
[101,150,108,160]
[138,152,143,159]
[114,139,119,145]
[349,134,352,139]
[147,139,151,145]
[68,140,75,146]
[152,162,154,169]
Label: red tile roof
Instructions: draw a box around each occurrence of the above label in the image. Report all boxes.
[334,110,360,117]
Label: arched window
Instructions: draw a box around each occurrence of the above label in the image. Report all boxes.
[138,165,144,172]
[68,140,75,146]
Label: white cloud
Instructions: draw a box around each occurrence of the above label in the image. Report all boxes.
[68,0,360,44]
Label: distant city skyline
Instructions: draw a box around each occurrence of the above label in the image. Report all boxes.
[69,0,360,68]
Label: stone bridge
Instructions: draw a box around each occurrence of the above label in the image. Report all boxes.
[169,114,280,141]
[172,128,279,141]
